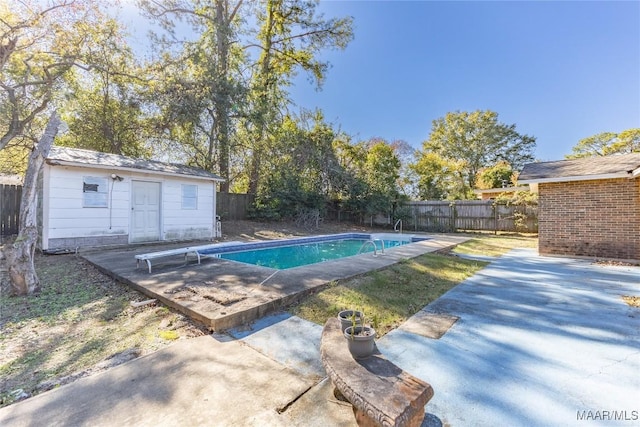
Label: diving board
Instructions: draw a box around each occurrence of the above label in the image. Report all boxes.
[135,241,242,273]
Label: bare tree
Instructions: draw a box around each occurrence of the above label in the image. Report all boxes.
[5,112,61,295]
[1,1,113,295]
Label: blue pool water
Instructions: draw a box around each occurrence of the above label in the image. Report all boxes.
[212,238,408,270]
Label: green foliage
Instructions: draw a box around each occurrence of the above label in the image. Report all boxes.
[476,161,515,189]
[413,110,536,200]
[250,112,343,220]
[566,128,640,159]
[138,0,248,184]
[494,190,538,232]
[244,0,354,194]
[0,1,109,151]
[291,252,487,337]
[251,122,404,223]
[410,152,452,200]
[56,19,150,157]
[0,143,29,175]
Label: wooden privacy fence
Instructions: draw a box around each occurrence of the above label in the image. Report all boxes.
[1,184,22,236]
[404,200,538,233]
[217,193,255,220]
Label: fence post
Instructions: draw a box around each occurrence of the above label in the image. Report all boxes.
[449,201,458,233]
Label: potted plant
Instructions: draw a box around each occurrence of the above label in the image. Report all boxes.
[344,315,376,359]
[338,309,363,333]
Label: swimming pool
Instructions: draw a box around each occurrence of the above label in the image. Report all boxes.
[199,233,428,270]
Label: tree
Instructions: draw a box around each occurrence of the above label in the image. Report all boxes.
[56,19,149,157]
[5,112,60,295]
[1,1,78,150]
[334,138,401,221]
[139,0,247,191]
[414,110,536,199]
[389,139,418,198]
[251,110,348,220]
[566,128,640,158]
[410,152,453,200]
[244,0,353,195]
[1,1,112,295]
[476,160,515,190]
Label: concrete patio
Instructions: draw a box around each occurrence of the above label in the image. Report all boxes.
[81,234,468,331]
[0,248,637,426]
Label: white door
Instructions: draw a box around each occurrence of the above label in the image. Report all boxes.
[131,181,161,242]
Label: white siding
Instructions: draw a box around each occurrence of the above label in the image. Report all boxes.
[162,179,214,240]
[46,166,130,240]
[43,164,216,248]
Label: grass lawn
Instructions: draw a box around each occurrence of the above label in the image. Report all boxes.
[452,233,537,257]
[291,233,537,336]
[0,224,536,407]
[0,254,207,407]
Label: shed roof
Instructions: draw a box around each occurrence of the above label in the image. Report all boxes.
[46,147,224,181]
[518,153,640,184]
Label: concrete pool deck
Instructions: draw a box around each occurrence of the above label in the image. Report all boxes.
[81,233,469,331]
[1,248,637,426]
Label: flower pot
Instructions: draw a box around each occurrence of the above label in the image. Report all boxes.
[344,325,376,359]
[338,310,364,333]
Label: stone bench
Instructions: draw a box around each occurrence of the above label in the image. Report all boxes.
[320,317,434,427]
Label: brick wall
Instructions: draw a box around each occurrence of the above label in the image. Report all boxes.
[538,178,640,261]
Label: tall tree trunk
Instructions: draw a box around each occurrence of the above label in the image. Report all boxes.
[247,0,275,196]
[215,0,231,193]
[4,111,61,296]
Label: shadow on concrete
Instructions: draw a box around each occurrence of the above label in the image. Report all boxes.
[379,248,640,426]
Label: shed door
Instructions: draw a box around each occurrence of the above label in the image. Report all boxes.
[131,181,161,243]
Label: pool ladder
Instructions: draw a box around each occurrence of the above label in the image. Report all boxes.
[358,239,385,256]
[394,219,402,234]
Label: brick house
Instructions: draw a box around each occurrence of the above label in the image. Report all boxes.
[518,153,640,262]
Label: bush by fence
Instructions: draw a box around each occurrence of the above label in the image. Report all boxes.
[326,200,537,233]
[1,184,22,237]
[2,187,536,236]
[404,200,538,233]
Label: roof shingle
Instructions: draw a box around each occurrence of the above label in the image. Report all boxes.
[47,146,224,181]
[519,153,640,182]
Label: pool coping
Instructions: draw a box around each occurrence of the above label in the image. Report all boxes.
[201,232,429,269]
[81,233,470,331]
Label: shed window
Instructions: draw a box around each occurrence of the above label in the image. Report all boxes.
[182,184,197,209]
[83,176,108,208]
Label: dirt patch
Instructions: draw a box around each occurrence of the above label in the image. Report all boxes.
[592,259,639,267]
[0,249,208,407]
[219,219,375,242]
[166,283,248,306]
[622,295,640,308]
[1,220,378,407]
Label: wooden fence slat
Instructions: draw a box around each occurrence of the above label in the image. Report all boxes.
[216,193,255,220]
[2,187,536,236]
[405,200,537,233]
[1,184,22,236]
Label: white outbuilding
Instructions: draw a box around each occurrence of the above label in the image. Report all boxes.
[40,146,224,252]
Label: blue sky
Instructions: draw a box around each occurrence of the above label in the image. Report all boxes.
[288,1,640,161]
[119,0,639,162]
